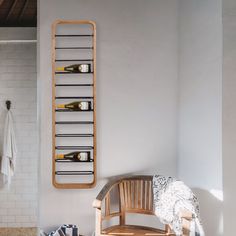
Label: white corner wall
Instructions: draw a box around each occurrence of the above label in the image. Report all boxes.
[38,0,179,234]
[222,0,236,234]
[178,0,223,235]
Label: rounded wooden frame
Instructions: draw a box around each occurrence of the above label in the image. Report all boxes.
[51,20,97,189]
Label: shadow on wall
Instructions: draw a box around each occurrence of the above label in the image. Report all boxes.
[193,188,223,236]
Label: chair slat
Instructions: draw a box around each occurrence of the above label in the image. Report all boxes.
[142,180,146,209]
[105,193,110,216]
[119,182,126,225]
[137,180,142,208]
[124,181,128,208]
[146,181,151,210]
[131,180,134,208]
[150,181,153,211]
[134,180,137,208]
[127,181,131,208]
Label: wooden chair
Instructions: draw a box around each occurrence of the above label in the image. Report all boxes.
[93,175,192,236]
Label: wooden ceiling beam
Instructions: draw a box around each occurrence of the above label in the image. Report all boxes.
[19,0,29,20]
[33,6,37,21]
[0,21,36,27]
[0,0,37,27]
[6,0,18,21]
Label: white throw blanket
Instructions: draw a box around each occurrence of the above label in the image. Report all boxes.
[153,175,205,236]
[0,111,17,186]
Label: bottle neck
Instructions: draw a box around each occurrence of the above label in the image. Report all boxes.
[56,67,65,71]
[57,104,65,109]
[56,154,64,159]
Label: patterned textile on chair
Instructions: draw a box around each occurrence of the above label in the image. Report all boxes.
[153,175,205,236]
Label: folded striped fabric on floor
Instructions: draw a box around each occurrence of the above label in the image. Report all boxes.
[61,224,78,236]
[40,224,79,236]
[48,228,65,236]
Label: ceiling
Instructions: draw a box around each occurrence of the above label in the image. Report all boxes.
[0,0,37,27]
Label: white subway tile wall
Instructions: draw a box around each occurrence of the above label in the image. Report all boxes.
[0,42,37,227]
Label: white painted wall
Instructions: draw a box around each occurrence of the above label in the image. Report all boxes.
[222,0,236,234]
[0,28,37,227]
[39,0,224,235]
[38,0,179,234]
[178,0,223,235]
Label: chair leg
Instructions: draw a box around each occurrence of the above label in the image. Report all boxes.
[165,225,171,234]
[165,221,191,236]
[182,218,191,236]
[95,208,102,236]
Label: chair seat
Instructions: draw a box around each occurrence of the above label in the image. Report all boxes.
[102,225,174,236]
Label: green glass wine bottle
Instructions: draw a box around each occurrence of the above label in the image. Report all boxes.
[56,64,91,73]
[56,152,91,161]
[57,101,92,111]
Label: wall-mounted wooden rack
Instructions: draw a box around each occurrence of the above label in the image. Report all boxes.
[52,20,97,189]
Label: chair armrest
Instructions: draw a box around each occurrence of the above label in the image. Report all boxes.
[180,210,193,236]
[93,177,124,209]
[93,199,102,209]
[180,209,193,220]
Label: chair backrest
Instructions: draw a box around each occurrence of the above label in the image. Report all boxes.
[95,175,190,235]
[118,175,154,215]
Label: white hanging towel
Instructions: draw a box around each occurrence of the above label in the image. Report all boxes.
[0,111,17,186]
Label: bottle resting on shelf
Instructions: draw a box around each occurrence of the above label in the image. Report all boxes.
[56,64,91,73]
[57,101,92,111]
[56,151,91,161]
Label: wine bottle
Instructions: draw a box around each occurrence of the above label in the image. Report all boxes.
[56,64,91,73]
[56,152,90,161]
[57,101,92,111]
